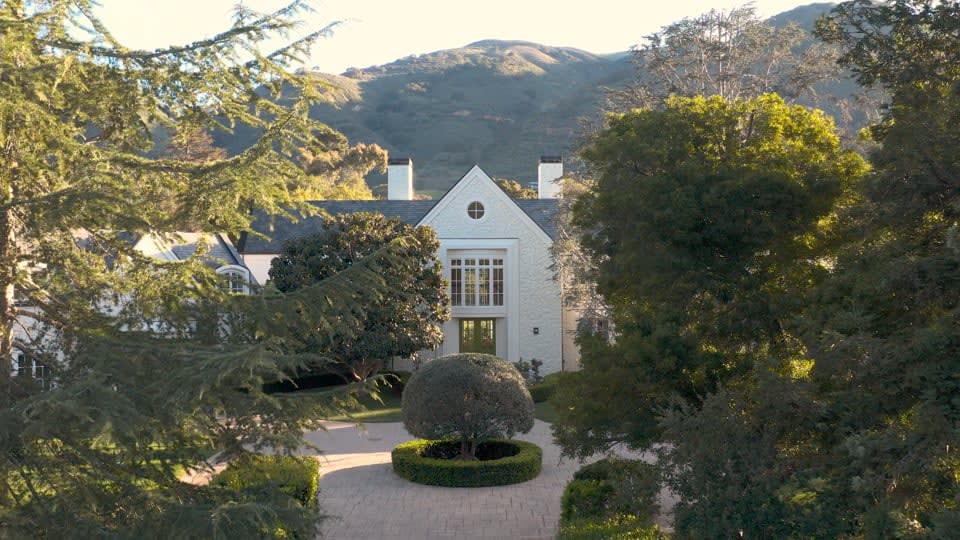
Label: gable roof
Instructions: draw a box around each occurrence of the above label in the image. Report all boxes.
[515,199,560,239]
[164,233,245,268]
[418,165,559,243]
[239,200,438,253]
[238,166,561,254]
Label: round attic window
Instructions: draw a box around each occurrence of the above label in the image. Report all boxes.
[467,201,485,220]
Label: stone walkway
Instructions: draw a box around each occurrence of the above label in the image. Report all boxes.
[300,420,674,540]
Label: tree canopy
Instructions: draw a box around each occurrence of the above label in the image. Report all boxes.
[552,93,867,457]
[553,2,960,536]
[494,178,537,199]
[268,212,448,379]
[616,5,841,108]
[0,1,406,536]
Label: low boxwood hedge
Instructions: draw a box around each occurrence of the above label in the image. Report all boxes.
[392,439,542,487]
[529,371,566,403]
[211,453,319,507]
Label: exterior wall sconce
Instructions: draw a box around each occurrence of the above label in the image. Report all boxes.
[532,327,540,335]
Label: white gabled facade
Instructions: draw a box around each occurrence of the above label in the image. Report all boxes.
[417,166,563,373]
[238,158,579,374]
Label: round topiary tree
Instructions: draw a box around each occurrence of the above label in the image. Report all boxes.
[402,353,535,460]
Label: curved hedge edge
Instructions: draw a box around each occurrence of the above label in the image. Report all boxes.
[391,439,542,487]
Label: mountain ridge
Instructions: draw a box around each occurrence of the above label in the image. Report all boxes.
[215,3,853,195]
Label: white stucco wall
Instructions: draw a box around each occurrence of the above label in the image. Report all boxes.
[242,254,276,286]
[419,166,564,374]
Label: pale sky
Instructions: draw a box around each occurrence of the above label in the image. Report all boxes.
[93,0,822,74]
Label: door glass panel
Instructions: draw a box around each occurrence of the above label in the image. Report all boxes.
[459,319,496,355]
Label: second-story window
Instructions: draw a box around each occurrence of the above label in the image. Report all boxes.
[449,257,503,307]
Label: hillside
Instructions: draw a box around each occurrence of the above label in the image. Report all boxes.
[216,3,860,194]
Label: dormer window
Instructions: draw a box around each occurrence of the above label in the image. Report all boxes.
[467,201,485,220]
[217,266,249,294]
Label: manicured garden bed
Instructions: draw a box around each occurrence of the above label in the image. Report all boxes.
[392,439,542,487]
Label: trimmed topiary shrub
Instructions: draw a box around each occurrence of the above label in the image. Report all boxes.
[211,454,319,507]
[562,479,616,522]
[402,353,534,459]
[392,438,542,487]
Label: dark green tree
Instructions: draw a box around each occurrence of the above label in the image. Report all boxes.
[605,3,960,536]
[765,1,960,534]
[294,137,387,200]
[552,94,867,459]
[0,1,406,537]
[494,178,537,199]
[269,213,448,379]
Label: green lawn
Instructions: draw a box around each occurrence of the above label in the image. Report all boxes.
[534,401,559,423]
[276,385,560,424]
[328,392,403,423]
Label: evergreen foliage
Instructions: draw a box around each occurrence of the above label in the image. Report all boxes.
[209,454,320,538]
[267,212,448,380]
[401,353,534,459]
[556,2,960,536]
[494,178,537,199]
[390,438,542,487]
[0,1,409,536]
[553,93,868,458]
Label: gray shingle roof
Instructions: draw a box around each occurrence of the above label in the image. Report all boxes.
[239,197,560,254]
[240,201,438,253]
[515,199,559,239]
[167,233,243,268]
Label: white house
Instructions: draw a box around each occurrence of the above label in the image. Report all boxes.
[236,157,580,373]
[11,232,251,384]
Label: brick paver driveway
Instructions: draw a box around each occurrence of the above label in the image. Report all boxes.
[300,420,673,540]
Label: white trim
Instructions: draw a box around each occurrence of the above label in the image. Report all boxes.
[441,239,520,362]
[418,165,553,245]
[216,265,250,294]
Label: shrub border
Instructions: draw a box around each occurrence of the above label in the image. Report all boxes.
[391,439,542,487]
[211,453,320,507]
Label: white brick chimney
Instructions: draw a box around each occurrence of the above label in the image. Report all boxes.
[537,155,563,199]
[387,157,414,200]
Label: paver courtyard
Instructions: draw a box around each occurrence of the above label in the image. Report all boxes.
[302,420,670,540]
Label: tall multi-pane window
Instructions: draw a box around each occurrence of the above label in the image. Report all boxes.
[449,257,504,307]
[17,353,52,391]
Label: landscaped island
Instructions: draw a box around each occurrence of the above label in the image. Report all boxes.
[392,353,542,487]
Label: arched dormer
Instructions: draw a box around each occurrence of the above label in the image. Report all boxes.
[216,265,250,294]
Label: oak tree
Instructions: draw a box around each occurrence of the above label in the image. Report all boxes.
[269,212,448,379]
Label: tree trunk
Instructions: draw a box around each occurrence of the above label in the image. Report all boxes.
[0,205,16,385]
[458,439,478,461]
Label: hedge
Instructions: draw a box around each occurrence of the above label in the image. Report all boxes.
[560,458,660,533]
[392,439,542,487]
[211,453,319,507]
[529,371,566,403]
[557,514,668,540]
